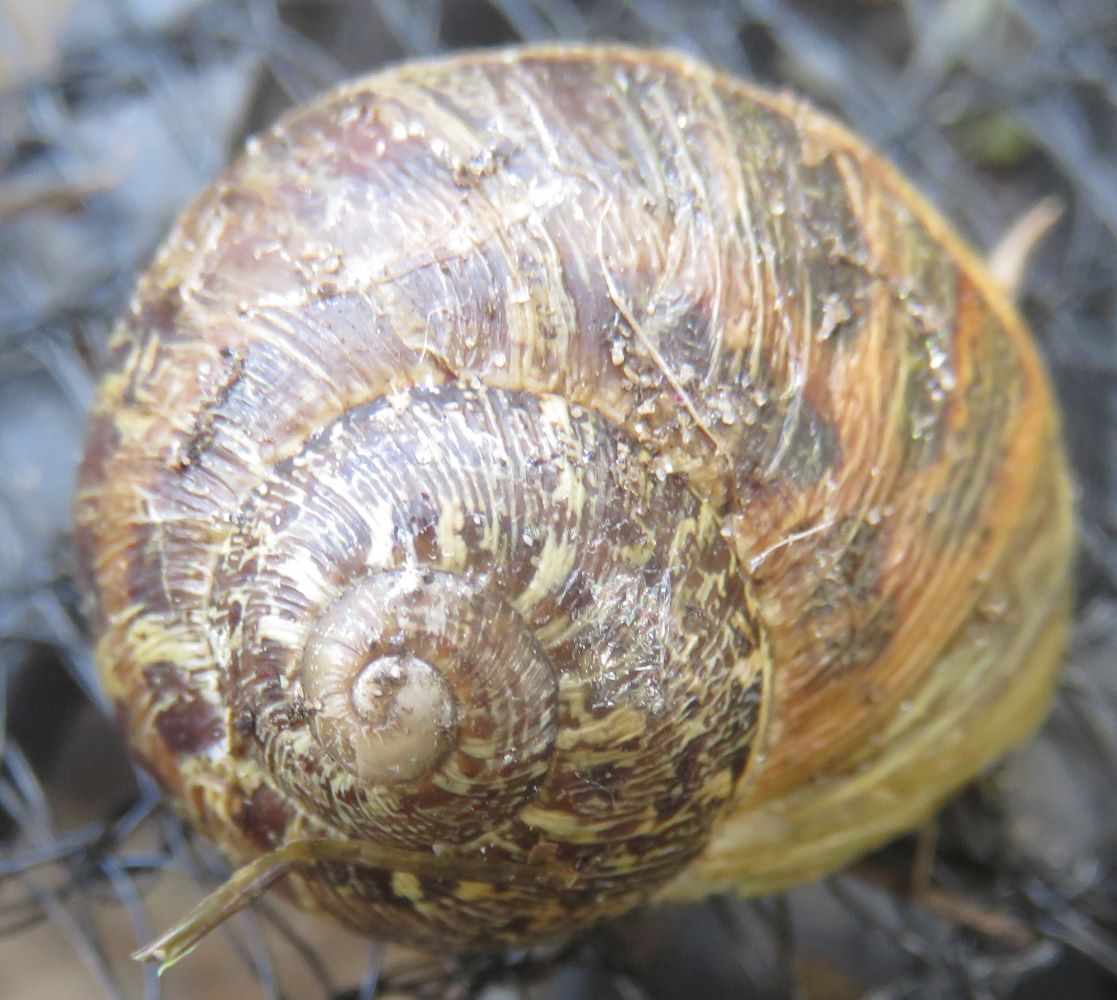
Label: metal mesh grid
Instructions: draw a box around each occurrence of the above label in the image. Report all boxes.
[1,1,1115,996]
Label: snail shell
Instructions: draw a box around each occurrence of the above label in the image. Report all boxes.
[74,45,1074,951]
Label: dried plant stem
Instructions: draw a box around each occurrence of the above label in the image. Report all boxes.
[133,838,575,972]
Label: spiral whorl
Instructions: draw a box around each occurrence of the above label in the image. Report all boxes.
[208,385,763,871]
[295,567,559,837]
[301,581,462,784]
[75,46,1072,955]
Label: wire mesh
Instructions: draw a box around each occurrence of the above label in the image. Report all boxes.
[1,1,1115,997]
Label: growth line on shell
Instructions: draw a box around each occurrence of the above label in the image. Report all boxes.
[595,195,726,459]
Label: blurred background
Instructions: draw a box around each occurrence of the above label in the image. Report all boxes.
[2,1,1116,997]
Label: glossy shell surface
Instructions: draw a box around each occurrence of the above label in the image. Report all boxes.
[74,45,1074,948]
